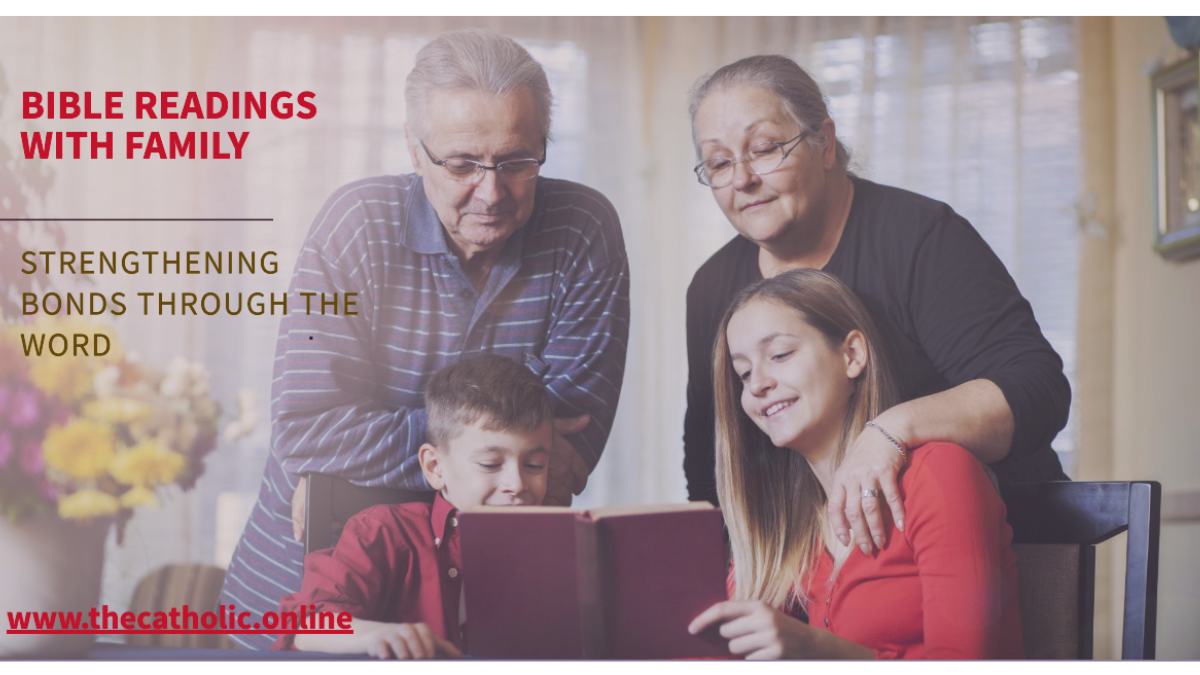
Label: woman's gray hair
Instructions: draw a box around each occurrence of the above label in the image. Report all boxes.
[405,28,553,143]
[688,54,850,171]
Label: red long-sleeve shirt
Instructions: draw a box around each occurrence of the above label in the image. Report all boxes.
[800,442,1024,659]
[272,494,464,651]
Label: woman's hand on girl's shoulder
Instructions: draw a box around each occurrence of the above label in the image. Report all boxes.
[828,419,909,555]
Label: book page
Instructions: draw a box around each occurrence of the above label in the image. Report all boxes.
[460,505,577,515]
[588,502,715,519]
[460,502,714,519]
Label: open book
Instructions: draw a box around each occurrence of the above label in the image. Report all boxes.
[458,502,729,659]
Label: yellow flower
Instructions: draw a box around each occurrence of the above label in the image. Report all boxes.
[108,439,186,487]
[83,398,155,426]
[119,486,160,509]
[43,419,117,481]
[58,489,120,521]
[28,352,95,402]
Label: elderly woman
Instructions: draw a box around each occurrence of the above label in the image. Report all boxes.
[682,55,1069,556]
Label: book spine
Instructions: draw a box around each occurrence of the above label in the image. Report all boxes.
[574,514,608,658]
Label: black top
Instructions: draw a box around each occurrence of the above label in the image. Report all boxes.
[684,177,1070,504]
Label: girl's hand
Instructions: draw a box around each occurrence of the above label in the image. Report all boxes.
[688,600,811,660]
[689,600,876,660]
[827,419,908,555]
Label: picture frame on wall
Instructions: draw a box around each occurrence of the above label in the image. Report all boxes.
[1151,53,1200,261]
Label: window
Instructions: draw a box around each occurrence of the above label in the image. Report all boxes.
[799,17,1080,471]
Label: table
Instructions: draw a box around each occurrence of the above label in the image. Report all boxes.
[86,642,369,660]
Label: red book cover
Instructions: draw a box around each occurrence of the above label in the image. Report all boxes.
[458,508,583,658]
[459,503,729,659]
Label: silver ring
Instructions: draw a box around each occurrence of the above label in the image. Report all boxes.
[861,488,880,499]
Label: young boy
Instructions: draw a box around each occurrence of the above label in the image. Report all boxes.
[273,354,555,658]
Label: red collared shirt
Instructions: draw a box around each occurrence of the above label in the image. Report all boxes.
[273,493,464,651]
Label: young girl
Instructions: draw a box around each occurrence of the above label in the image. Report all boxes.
[689,269,1024,659]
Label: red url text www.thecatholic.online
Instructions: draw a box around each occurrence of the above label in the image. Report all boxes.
[6,605,352,635]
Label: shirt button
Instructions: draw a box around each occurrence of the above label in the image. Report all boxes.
[448,567,459,579]
[449,517,459,528]
[824,618,830,627]
[434,537,441,546]
[826,597,831,605]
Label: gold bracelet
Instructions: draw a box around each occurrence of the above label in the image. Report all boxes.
[865,420,908,463]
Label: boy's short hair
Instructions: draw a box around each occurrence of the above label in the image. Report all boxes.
[425,354,554,447]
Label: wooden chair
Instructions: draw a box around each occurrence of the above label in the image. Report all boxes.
[303,472,435,555]
[127,564,238,650]
[1001,481,1161,659]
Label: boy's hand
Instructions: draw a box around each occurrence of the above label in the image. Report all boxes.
[297,617,462,658]
[544,414,591,506]
[362,622,463,660]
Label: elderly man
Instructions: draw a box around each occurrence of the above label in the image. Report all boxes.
[219,29,629,649]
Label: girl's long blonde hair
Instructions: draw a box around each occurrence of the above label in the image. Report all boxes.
[713,269,900,610]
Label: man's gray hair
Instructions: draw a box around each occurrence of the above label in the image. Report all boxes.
[405,28,553,143]
[688,54,850,171]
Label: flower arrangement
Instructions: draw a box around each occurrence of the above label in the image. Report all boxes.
[0,313,257,531]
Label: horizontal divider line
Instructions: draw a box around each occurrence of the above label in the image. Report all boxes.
[0,218,274,222]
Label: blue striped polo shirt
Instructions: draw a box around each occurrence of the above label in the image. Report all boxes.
[219,174,630,649]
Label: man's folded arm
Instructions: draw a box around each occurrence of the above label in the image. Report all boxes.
[270,232,428,487]
[540,255,630,469]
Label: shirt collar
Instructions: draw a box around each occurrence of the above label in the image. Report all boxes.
[398,174,541,260]
[431,492,458,541]
[399,175,451,256]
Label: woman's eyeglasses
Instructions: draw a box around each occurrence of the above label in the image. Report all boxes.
[694,132,810,188]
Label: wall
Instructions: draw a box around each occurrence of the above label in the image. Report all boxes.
[1097,16,1200,659]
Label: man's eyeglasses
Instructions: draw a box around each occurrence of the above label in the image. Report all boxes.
[421,141,546,184]
[693,131,810,188]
